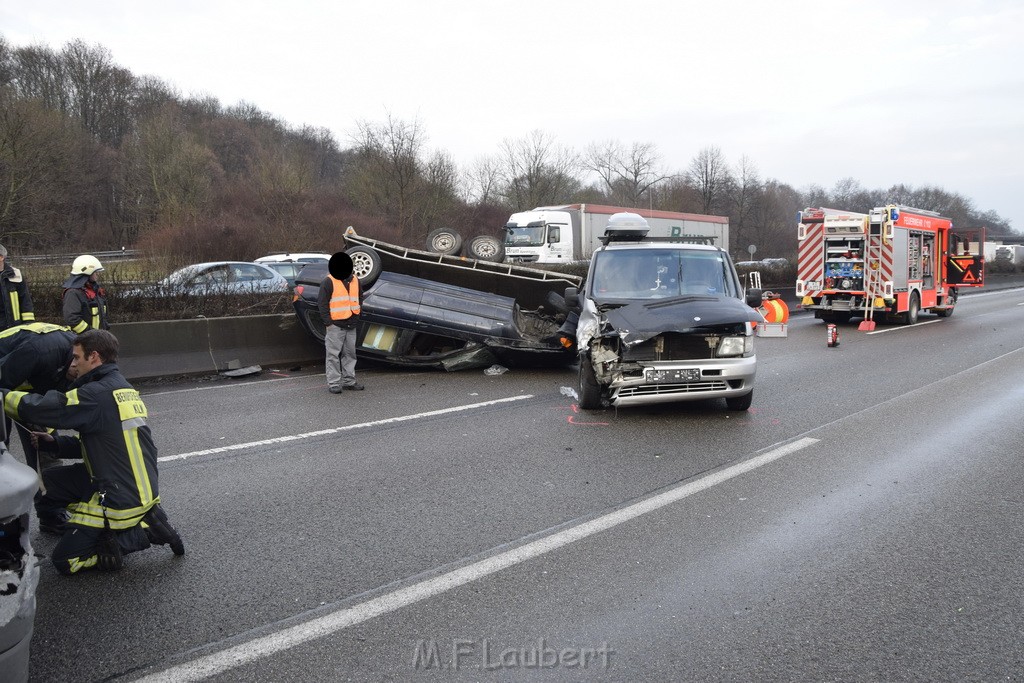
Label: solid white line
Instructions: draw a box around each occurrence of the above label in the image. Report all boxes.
[866,318,941,334]
[157,395,534,463]
[133,436,819,682]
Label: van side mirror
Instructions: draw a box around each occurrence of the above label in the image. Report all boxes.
[745,289,763,308]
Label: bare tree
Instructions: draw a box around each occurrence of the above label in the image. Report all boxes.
[749,180,803,258]
[585,140,670,206]
[115,104,221,240]
[497,130,581,209]
[60,39,136,146]
[687,145,730,215]
[348,114,427,239]
[0,92,85,246]
[461,155,503,207]
[724,155,761,254]
[416,150,461,234]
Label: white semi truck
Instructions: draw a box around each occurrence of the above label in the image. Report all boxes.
[502,203,729,264]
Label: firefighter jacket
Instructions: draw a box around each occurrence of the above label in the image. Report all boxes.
[62,274,109,333]
[2,362,159,530]
[317,275,361,329]
[0,262,35,329]
[0,322,75,392]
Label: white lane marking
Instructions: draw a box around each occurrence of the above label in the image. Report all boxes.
[866,318,942,334]
[157,395,534,463]
[133,436,819,682]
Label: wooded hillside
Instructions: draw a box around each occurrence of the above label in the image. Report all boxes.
[1,36,1017,265]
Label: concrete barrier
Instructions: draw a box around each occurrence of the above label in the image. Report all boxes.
[110,275,1024,381]
[113,314,324,381]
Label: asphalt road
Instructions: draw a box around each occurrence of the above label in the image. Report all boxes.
[20,287,1024,682]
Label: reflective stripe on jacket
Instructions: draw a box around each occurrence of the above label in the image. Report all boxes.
[328,276,361,320]
[2,363,159,529]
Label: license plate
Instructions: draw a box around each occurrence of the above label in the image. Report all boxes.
[646,368,700,383]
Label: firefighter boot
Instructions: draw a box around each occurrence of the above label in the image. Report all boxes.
[37,509,70,535]
[144,505,185,556]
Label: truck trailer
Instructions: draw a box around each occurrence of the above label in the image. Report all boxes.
[502,204,729,264]
[796,205,985,326]
[994,244,1024,265]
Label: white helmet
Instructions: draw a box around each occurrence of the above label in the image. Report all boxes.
[71,254,104,276]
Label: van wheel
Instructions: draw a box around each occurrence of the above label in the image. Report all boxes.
[578,356,602,410]
[465,235,505,262]
[726,391,753,411]
[346,246,382,287]
[426,228,463,255]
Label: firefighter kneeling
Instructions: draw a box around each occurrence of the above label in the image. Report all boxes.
[1,329,184,574]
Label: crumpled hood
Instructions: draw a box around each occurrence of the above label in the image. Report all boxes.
[603,295,760,346]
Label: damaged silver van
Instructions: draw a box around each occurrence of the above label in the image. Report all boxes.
[566,213,763,411]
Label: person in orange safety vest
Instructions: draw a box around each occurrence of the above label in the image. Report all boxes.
[317,252,365,393]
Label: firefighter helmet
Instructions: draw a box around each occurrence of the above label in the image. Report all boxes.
[71,255,104,276]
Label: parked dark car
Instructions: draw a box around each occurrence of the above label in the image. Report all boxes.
[292,262,577,370]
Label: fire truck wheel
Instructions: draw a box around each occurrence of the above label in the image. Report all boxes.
[726,390,753,411]
[578,355,603,410]
[904,292,920,325]
[936,288,957,317]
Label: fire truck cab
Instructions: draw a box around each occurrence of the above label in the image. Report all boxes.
[796,205,984,325]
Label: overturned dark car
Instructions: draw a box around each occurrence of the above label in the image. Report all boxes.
[292,229,582,370]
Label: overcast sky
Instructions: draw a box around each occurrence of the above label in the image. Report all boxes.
[4,0,1023,232]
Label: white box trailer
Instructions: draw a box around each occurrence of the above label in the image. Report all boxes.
[502,203,729,263]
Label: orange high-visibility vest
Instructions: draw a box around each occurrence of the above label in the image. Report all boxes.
[328,276,361,320]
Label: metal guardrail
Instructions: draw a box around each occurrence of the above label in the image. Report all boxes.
[16,249,141,262]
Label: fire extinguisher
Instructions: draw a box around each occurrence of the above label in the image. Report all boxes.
[827,323,839,347]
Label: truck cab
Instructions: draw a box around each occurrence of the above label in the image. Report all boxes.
[503,209,574,263]
[568,213,762,411]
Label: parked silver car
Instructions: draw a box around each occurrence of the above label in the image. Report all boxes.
[129,262,289,297]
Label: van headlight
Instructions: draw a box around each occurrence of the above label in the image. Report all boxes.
[717,335,753,357]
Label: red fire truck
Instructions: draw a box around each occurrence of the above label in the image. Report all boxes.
[796,205,985,328]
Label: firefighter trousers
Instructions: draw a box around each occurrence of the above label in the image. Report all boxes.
[37,463,149,575]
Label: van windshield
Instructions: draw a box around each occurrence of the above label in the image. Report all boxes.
[590,249,737,299]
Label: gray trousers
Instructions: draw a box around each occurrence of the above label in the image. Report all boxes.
[325,324,358,388]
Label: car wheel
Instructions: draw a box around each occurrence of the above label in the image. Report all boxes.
[347,246,382,287]
[464,235,505,262]
[578,355,602,410]
[426,228,463,255]
[545,290,570,316]
[726,390,753,411]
